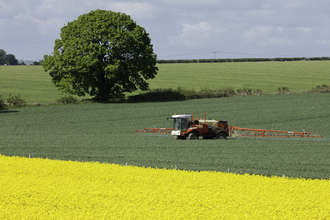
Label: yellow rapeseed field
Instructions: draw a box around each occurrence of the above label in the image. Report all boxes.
[1,155,329,219]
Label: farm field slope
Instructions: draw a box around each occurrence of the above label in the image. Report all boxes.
[1,61,330,103]
[0,66,61,103]
[155,61,330,93]
[1,155,330,219]
[1,93,329,179]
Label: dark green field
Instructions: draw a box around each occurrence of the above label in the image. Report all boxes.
[1,93,329,179]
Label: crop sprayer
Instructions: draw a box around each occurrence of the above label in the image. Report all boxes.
[135,113,323,140]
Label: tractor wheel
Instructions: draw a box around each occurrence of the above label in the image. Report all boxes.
[187,133,199,140]
[174,136,181,140]
[215,132,227,139]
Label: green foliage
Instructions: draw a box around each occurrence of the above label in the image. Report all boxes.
[42,9,158,101]
[176,86,262,99]
[128,88,185,102]
[0,50,19,65]
[0,49,7,65]
[6,94,26,105]
[32,61,41,65]
[0,95,5,109]
[310,84,330,93]
[309,57,330,60]
[181,87,236,99]
[57,95,78,104]
[7,54,18,65]
[0,93,329,179]
[125,86,263,102]
[276,87,291,94]
[237,87,263,96]
[157,57,324,63]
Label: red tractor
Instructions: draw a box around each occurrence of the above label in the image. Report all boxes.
[136,113,323,139]
[170,113,229,140]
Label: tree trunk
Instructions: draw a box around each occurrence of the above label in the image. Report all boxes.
[96,73,110,101]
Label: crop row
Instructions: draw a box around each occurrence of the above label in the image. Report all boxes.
[1,93,330,179]
[1,155,329,219]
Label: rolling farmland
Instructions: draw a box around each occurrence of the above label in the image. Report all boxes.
[1,93,329,179]
[0,60,329,103]
[154,61,330,93]
[1,61,330,218]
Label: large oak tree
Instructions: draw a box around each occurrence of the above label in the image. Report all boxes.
[42,10,158,100]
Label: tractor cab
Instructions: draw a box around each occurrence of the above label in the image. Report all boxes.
[171,114,192,136]
[169,113,229,140]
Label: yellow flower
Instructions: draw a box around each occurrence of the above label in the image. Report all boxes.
[0,155,329,219]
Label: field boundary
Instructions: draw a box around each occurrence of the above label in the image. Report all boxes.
[1,84,329,107]
[157,56,330,64]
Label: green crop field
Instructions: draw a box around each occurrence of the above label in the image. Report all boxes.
[0,66,63,103]
[1,61,330,103]
[1,93,329,179]
[154,61,330,93]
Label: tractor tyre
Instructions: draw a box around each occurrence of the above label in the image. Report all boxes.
[187,133,199,140]
[215,132,227,139]
[174,136,181,140]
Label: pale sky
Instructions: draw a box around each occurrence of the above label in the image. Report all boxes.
[1,0,330,61]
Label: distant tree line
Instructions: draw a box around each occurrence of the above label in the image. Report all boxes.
[0,49,42,65]
[157,57,330,64]
[2,47,330,66]
[0,49,19,65]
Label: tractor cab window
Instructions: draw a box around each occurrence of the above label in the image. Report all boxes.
[173,117,188,132]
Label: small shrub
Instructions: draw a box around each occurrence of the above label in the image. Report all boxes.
[214,87,236,97]
[127,86,264,102]
[253,89,263,96]
[276,87,291,95]
[6,94,26,105]
[237,87,253,96]
[310,85,330,93]
[175,87,262,99]
[179,88,199,99]
[128,88,185,102]
[57,95,78,104]
[0,95,5,109]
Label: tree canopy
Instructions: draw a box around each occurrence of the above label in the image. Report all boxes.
[7,54,18,65]
[0,49,7,65]
[41,9,158,100]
